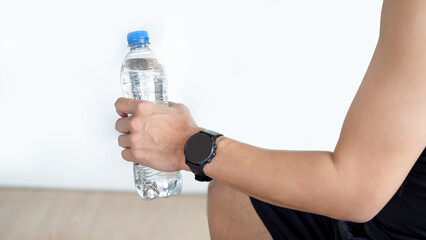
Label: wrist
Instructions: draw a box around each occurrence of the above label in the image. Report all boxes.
[180,126,206,171]
[203,136,231,179]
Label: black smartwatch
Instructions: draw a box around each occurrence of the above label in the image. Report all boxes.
[184,130,223,182]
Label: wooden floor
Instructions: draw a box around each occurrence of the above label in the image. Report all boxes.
[0,188,209,240]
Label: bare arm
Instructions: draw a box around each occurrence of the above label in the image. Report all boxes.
[204,0,426,222]
[115,0,426,223]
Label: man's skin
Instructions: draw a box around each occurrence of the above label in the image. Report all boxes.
[115,0,426,239]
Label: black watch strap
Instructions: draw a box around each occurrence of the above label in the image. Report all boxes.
[186,161,212,182]
[203,130,222,137]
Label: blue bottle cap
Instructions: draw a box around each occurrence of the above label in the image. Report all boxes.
[127,30,149,45]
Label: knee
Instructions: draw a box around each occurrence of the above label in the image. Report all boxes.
[207,180,225,239]
[208,180,228,221]
[208,180,218,197]
[207,180,218,211]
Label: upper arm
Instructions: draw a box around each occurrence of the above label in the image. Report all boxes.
[333,1,426,222]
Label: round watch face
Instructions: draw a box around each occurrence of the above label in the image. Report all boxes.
[186,133,213,163]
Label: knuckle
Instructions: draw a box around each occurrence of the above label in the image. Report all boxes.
[141,101,156,113]
[136,101,148,112]
[128,134,138,146]
[131,149,142,161]
[127,117,140,131]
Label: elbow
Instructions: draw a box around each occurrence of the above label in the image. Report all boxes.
[330,155,388,223]
[346,209,378,223]
[323,194,383,223]
[329,185,385,223]
[341,197,384,223]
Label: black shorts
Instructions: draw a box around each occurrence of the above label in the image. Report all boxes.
[250,197,371,240]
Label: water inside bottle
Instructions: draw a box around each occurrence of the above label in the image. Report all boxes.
[121,58,168,105]
[121,57,182,200]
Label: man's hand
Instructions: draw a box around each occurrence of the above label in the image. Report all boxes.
[114,98,202,172]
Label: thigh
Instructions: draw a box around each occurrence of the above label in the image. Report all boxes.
[207,181,272,240]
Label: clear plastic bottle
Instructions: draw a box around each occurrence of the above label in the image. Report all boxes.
[120,30,182,200]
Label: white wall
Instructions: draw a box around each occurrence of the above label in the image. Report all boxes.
[0,0,382,194]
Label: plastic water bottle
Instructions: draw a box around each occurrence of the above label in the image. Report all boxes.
[120,30,182,200]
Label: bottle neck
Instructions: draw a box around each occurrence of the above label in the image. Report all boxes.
[129,42,150,51]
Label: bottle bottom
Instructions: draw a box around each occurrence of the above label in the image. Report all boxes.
[134,163,182,200]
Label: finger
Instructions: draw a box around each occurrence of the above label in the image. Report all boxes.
[115,117,130,133]
[115,97,142,117]
[121,148,150,167]
[118,134,131,148]
[121,148,135,162]
[121,148,147,164]
[121,148,176,172]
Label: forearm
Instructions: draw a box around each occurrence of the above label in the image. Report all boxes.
[204,137,356,221]
[203,0,426,223]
